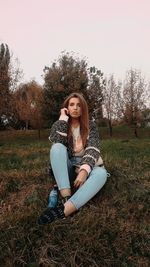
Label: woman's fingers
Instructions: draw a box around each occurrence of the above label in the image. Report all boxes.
[74,179,83,188]
[60,108,68,116]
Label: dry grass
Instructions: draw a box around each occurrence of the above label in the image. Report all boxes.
[0,128,150,267]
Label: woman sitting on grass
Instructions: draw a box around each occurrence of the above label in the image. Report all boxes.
[38,92,107,225]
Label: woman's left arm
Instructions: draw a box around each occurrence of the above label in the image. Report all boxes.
[74,121,103,188]
[74,121,102,188]
[80,121,102,172]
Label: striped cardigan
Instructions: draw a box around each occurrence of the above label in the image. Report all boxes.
[49,117,103,174]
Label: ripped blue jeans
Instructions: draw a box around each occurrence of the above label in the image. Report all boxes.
[50,143,107,210]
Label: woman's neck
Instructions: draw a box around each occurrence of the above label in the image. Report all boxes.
[70,118,80,128]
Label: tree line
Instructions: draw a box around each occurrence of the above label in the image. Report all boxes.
[0,43,150,137]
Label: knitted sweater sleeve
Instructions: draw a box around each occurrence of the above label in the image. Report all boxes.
[49,119,68,145]
[80,121,102,171]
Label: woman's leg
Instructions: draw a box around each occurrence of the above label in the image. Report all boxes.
[37,166,107,225]
[50,143,74,197]
[64,166,107,216]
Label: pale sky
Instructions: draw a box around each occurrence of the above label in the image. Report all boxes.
[0,0,150,84]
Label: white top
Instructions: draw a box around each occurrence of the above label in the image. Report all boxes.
[71,126,84,156]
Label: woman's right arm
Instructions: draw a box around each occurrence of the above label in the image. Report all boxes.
[49,108,69,145]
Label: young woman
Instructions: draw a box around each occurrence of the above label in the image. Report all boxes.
[38,92,107,225]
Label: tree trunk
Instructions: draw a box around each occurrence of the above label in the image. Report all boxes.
[108,119,113,137]
[38,128,41,140]
[134,126,138,138]
[25,120,29,130]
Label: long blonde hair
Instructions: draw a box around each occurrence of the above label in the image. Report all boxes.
[62,92,89,148]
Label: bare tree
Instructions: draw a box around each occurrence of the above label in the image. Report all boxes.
[122,69,147,137]
[0,43,11,128]
[103,75,122,136]
[87,67,105,124]
[0,43,23,129]
[29,85,44,139]
[9,56,23,91]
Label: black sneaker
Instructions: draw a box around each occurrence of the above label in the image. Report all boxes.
[37,205,65,225]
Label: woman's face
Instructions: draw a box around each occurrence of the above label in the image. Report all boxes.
[67,97,81,118]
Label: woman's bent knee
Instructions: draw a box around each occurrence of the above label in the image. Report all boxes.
[50,143,66,154]
[93,167,107,183]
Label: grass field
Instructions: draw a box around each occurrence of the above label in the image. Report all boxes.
[0,127,150,267]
